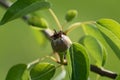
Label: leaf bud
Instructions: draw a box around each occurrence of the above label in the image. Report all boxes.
[65,10,78,22]
[28,16,48,29]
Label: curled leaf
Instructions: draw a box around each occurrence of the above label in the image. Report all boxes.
[96,24,120,60]
[97,19,120,39]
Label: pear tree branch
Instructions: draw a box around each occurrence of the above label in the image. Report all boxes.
[0,0,118,79]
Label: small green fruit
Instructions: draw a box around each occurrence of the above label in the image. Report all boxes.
[28,16,48,29]
[65,10,78,22]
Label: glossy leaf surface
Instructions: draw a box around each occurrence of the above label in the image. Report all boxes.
[97,24,120,60]
[97,19,120,39]
[0,0,51,25]
[79,35,106,66]
[6,64,29,80]
[69,42,89,80]
[30,62,56,80]
[82,24,108,48]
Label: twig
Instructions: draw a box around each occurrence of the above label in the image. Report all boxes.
[0,0,118,79]
[0,0,9,8]
[90,64,117,79]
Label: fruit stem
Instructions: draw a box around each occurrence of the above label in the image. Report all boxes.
[64,22,81,34]
[64,21,95,34]
[48,9,62,30]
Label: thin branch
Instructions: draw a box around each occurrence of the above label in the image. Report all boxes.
[90,64,117,79]
[0,0,118,79]
[0,0,9,8]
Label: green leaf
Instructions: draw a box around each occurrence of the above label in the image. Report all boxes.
[79,35,106,66]
[0,0,51,25]
[6,64,29,80]
[97,19,120,39]
[96,24,120,60]
[69,42,89,80]
[82,24,108,48]
[82,24,108,65]
[96,19,120,60]
[102,47,107,66]
[66,50,72,79]
[30,62,56,80]
[28,16,49,29]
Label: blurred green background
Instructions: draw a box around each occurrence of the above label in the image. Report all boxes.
[0,0,120,80]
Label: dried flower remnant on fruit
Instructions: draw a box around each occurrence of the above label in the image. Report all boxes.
[51,30,72,52]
